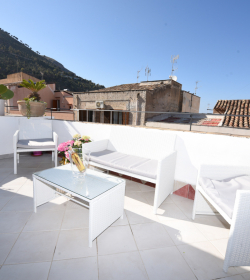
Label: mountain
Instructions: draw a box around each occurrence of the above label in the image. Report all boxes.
[43,56,70,73]
[0,28,104,92]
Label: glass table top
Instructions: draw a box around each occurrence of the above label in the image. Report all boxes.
[34,165,124,200]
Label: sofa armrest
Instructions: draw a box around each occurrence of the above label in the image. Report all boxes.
[13,130,19,151]
[223,190,250,272]
[53,132,58,147]
[153,151,177,213]
[83,139,109,153]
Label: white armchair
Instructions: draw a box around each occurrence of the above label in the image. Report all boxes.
[192,164,250,272]
[13,118,58,174]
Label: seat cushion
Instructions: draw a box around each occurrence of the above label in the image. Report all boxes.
[17,138,55,149]
[89,149,158,179]
[199,175,250,218]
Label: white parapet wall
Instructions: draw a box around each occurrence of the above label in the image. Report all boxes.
[1,117,250,187]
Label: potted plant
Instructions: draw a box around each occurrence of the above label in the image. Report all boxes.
[0,85,14,116]
[17,79,47,118]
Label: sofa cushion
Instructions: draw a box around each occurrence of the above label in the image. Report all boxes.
[89,149,158,179]
[17,138,55,149]
[199,175,250,218]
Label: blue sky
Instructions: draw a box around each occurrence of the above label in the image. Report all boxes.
[1,0,250,112]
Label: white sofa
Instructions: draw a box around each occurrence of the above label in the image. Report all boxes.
[84,126,177,214]
[13,118,58,174]
[192,164,250,272]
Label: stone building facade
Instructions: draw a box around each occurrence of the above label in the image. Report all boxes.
[73,79,200,125]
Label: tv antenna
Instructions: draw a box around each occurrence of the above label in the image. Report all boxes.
[137,68,143,83]
[40,71,44,80]
[170,55,179,79]
[145,65,151,81]
[195,81,200,95]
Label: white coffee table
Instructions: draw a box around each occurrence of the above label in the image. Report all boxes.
[33,165,125,247]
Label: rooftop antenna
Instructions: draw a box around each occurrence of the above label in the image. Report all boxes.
[195,81,200,95]
[169,55,179,80]
[137,67,143,83]
[40,71,44,80]
[207,103,213,111]
[145,65,151,81]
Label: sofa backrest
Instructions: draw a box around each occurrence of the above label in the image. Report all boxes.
[19,118,52,140]
[107,126,176,160]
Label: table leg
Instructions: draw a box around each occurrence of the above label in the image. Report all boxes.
[89,202,92,248]
[33,176,37,213]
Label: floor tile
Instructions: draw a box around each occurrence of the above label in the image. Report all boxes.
[125,191,149,207]
[193,215,230,240]
[5,231,59,264]
[0,211,32,233]
[48,257,98,280]
[66,200,83,210]
[125,205,158,225]
[53,229,97,260]
[37,196,68,212]
[163,219,208,245]
[218,275,247,280]
[0,262,51,280]
[138,183,155,192]
[111,211,129,227]
[174,198,194,219]
[61,207,89,230]
[0,190,16,210]
[23,210,64,232]
[140,246,196,280]
[131,222,174,250]
[98,251,148,280]
[17,181,33,197]
[0,175,28,193]
[97,225,137,255]
[210,238,228,257]
[125,180,142,192]
[0,233,19,265]
[1,195,33,212]
[157,203,189,222]
[177,241,238,280]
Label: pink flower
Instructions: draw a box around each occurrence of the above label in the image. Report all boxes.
[57,140,74,152]
[65,151,70,161]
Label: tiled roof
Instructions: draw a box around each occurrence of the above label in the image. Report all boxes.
[80,83,171,93]
[214,100,250,128]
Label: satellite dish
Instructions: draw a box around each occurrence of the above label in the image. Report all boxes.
[169,75,177,81]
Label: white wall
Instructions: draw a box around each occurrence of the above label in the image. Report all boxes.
[1,117,250,185]
[0,116,19,156]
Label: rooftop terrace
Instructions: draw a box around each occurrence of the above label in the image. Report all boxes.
[1,154,249,280]
[0,117,250,279]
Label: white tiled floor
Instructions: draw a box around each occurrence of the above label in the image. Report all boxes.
[0,154,250,280]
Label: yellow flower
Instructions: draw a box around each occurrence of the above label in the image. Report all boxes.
[73,133,81,139]
[74,140,81,147]
[82,135,90,140]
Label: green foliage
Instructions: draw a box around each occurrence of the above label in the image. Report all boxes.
[20,79,46,101]
[23,97,35,119]
[26,92,41,101]
[0,28,105,92]
[0,84,14,100]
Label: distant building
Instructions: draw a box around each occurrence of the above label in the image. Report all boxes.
[73,79,200,125]
[0,72,73,120]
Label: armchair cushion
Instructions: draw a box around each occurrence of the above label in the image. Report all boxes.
[199,175,250,218]
[90,149,158,179]
[17,138,55,149]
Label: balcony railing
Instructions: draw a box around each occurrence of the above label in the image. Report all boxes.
[4,106,250,134]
